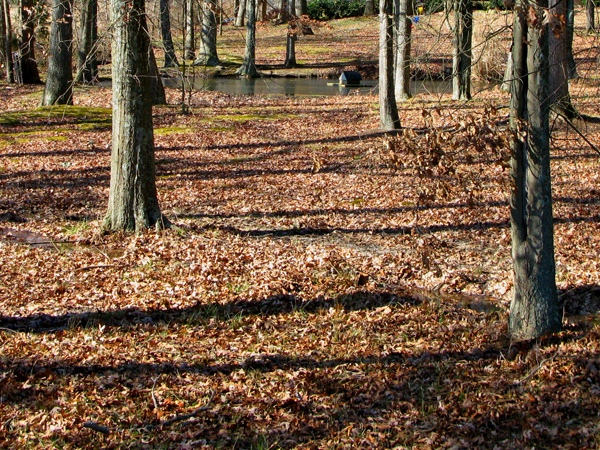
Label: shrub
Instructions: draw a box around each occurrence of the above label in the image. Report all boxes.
[307,0,368,20]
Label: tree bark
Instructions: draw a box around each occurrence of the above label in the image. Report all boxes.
[106,0,165,232]
[2,0,13,82]
[296,0,307,16]
[565,0,577,78]
[0,0,5,79]
[548,0,575,115]
[148,46,167,105]
[395,0,412,101]
[586,0,595,32]
[509,0,561,342]
[76,0,98,83]
[237,0,258,77]
[160,0,178,67]
[235,0,246,27]
[195,0,220,66]
[19,0,41,84]
[184,0,195,59]
[284,0,297,67]
[452,0,472,100]
[364,0,375,15]
[42,0,73,105]
[379,0,400,130]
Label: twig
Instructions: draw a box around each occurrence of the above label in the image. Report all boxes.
[73,264,118,273]
[158,390,215,429]
[551,107,600,156]
[82,421,110,434]
[151,376,160,410]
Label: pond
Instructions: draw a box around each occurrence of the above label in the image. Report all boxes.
[161,76,471,97]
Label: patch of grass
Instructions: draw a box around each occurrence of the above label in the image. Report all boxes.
[154,126,195,136]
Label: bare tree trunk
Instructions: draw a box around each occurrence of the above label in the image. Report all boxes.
[0,0,5,79]
[106,0,166,232]
[237,0,258,77]
[395,0,412,101]
[195,0,220,65]
[76,0,98,82]
[284,0,296,67]
[148,46,167,105]
[565,0,577,77]
[184,0,195,59]
[452,0,472,100]
[235,0,246,26]
[2,0,13,82]
[296,0,307,16]
[548,0,575,115]
[42,0,73,105]
[364,0,375,15]
[379,0,400,130]
[509,0,561,342]
[19,0,41,84]
[586,0,596,32]
[160,0,178,67]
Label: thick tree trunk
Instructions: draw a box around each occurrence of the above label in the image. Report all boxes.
[19,0,41,84]
[42,0,73,105]
[2,0,13,82]
[509,0,561,342]
[184,0,195,60]
[452,0,472,100]
[395,0,412,101]
[76,0,98,83]
[237,0,258,77]
[195,0,220,66]
[284,0,297,67]
[296,0,307,16]
[379,0,400,130]
[364,0,375,15]
[160,0,178,67]
[106,0,165,232]
[548,0,575,114]
[586,0,595,32]
[235,0,246,27]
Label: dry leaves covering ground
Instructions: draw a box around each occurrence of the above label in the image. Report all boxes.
[1,12,600,450]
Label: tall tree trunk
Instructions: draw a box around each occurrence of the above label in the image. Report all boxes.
[0,0,5,79]
[19,0,41,84]
[184,0,195,59]
[395,0,412,101]
[235,0,246,27]
[160,0,178,67]
[42,0,73,105]
[195,0,220,66]
[106,0,165,232]
[237,0,258,77]
[296,0,307,16]
[2,0,13,82]
[76,0,98,83]
[586,0,595,32]
[284,0,296,67]
[379,0,400,130]
[509,0,561,342]
[452,0,472,100]
[548,0,575,115]
[364,0,375,15]
[565,0,577,77]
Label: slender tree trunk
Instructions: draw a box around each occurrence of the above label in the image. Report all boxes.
[184,0,195,59]
[565,0,577,77]
[148,46,167,105]
[106,0,165,232]
[296,0,307,16]
[395,0,412,101]
[284,0,297,67]
[509,0,561,342]
[0,0,5,79]
[452,0,472,100]
[160,0,178,67]
[364,0,375,15]
[237,0,258,76]
[586,0,595,32]
[42,0,73,105]
[235,0,246,26]
[548,0,575,115]
[2,0,13,82]
[76,0,98,82]
[195,0,220,66]
[379,0,400,130]
[19,0,41,84]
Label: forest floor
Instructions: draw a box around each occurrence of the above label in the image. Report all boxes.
[1,9,600,450]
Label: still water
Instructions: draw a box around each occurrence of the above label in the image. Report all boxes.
[161,76,460,97]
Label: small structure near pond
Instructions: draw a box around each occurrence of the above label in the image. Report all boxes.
[339,71,362,86]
